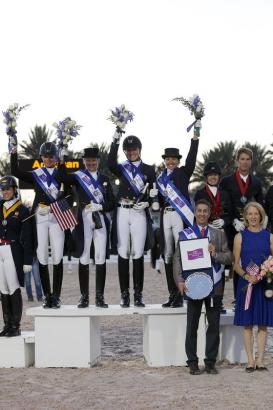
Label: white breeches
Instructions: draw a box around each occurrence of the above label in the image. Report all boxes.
[117,207,147,260]
[35,212,65,265]
[0,245,20,295]
[80,209,107,265]
[163,210,184,263]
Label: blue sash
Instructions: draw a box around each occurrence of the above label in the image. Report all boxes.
[120,160,145,196]
[74,169,105,204]
[157,170,194,227]
[32,168,60,202]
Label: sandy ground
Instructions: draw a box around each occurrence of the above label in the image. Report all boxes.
[1,260,273,410]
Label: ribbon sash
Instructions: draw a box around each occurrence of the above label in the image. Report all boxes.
[235,169,250,197]
[3,200,22,219]
[179,225,224,286]
[32,168,60,202]
[120,161,145,196]
[157,171,194,227]
[205,185,222,219]
[74,170,104,204]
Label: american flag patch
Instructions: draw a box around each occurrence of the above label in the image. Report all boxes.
[50,198,78,231]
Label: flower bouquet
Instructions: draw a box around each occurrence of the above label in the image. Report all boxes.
[108,104,134,133]
[244,261,265,310]
[260,256,273,299]
[172,94,205,136]
[53,117,81,153]
[3,103,30,153]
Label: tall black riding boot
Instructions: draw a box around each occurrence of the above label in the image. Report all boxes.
[52,260,63,308]
[95,263,108,308]
[133,256,145,307]
[39,263,52,308]
[162,262,183,308]
[7,288,23,337]
[0,293,12,336]
[118,256,130,307]
[78,263,89,308]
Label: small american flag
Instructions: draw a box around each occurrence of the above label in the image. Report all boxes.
[50,198,78,231]
[244,261,260,311]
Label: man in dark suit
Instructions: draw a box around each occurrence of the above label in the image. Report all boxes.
[108,132,156,307]
[173,199,232,375]
[194,161,233,312]
[219,147,264,298]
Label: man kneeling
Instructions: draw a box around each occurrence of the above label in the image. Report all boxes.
[173,199,232,375]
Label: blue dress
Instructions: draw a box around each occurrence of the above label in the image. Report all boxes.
[234,229,273,326]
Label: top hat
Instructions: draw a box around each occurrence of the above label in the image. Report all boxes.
[162,148,182,159]
[82,147,100,158]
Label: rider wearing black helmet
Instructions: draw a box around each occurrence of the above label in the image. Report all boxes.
[0,175,33,337]
[108,131,156,308]
[10,142,69,309]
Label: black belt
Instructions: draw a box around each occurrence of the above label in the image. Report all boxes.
[164,207,175,212]
[117,204,134,209]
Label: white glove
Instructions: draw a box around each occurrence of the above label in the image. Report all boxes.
[263,215,268,229]
[212,218,225,229]
[23,265,32,273]
[233,218,245,232]
[194,119,202,129]
[59,147,69,160]
[112,130,122,143]
[38,206,50,216]
[133,201,149,211]
[86,202,103,212]
[149,188,158,198]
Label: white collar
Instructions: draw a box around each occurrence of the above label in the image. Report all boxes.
[239,173,249,182]
[207,185,218,196]
[46,167,55,175]
[131,160,141,167]
[3,197,19,210]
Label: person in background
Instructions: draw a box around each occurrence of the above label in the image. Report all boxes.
[220,147,264,301]
[24,257,43,302]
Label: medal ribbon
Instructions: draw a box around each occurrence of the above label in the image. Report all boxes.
[235,169,250,197]
[205,185,222,219]
[3,200,22,220]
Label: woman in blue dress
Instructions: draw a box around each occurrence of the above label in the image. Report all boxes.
[234,202,273,372]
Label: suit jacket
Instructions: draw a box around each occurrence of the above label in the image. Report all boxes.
[173,226,232,296]
[194,186,233,227]
[219,172,264,220]
[11,152,71,211]
[0,200,33,286]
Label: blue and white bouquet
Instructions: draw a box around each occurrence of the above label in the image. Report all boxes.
[53,117,82,151]
[3,103,30,152]
[108,104,134,132]
[173,94,205,136]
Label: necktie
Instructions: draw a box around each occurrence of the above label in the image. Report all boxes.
[201,227,206,237]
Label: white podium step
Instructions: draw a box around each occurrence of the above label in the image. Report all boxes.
[0,331,35,368]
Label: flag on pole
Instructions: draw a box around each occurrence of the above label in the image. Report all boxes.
[50,198,78,231]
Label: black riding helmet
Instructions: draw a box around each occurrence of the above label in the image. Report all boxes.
[39,142,58,158]
[203,161,221,176]
[0,175,18,189]
[122,135,142,151]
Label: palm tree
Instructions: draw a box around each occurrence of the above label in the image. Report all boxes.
[0,153,11,176]
[191,140,273,192]
[192,141,238,185]
[19,125,53,158]
[244,142,273,190]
